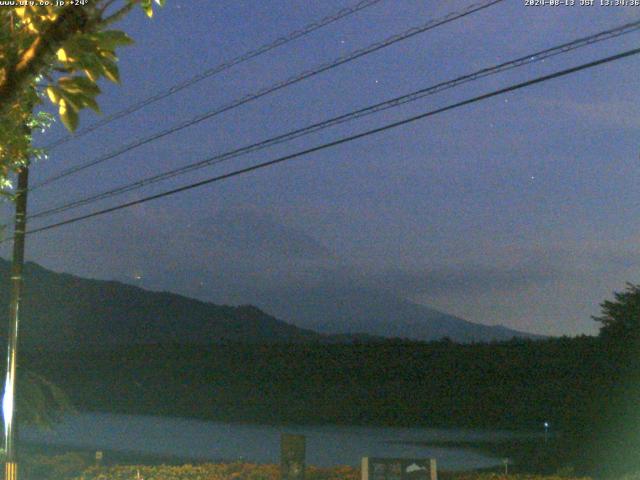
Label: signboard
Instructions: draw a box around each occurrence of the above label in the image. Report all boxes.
[281,433,306,480]
[361,458,437,480]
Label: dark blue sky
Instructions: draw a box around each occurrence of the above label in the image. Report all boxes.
[2,0,639,336]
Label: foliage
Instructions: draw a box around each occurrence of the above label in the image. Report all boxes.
[23,336,615,473]
[0,0,164,194]
[451,475,590,480]
[593,283,640,343]
[59,462,594,480]
[0,366,74,429]
[0,452,604,480]
[17,284,640,476]
[74,462,359,480]
[532,283,640,478]
[0,0,164,433]
[18,369,75,427]
[23,451,91,480]
[27,338,600,431]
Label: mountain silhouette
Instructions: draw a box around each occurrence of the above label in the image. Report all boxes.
[0,258,540,349]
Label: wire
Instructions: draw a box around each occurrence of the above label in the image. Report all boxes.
[27,18,640,221]
[15,46,640,241]
[42,0,386,151]
[31,0,504,190]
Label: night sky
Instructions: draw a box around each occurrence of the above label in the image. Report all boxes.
[2,0,639,337]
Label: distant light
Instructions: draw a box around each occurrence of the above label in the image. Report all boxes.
[544,421,549,428]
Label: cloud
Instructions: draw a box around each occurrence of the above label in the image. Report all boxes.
[200,207,333,260]
[18,196,640,338]
[537,98,640,131]
[366,263,557,297]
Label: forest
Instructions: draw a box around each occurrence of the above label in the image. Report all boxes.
[18,333,635,476]
[14,284,640,476]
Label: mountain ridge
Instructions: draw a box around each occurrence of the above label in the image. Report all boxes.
[248,285,544,342]
[0,259,324,348]
[0,258,541,348]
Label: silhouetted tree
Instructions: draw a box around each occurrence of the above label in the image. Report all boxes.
[566,283,640,477]
[593,283,640,343]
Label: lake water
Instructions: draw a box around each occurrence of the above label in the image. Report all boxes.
[21,412,525,470]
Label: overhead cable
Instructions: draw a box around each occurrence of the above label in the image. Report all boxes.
[31,0,504,190]
[28,18,640,221]
[17,46,640,240]
[42,0,387,150]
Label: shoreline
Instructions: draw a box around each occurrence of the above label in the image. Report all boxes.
[66,408,541,435]
[21,412,514,471]
[21,442,231,466]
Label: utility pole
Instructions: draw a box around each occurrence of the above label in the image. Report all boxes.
[3,165,29,480]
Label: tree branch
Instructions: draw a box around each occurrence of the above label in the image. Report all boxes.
[0,6,93,116]
[101,0,139,26]
[98,0,125,16]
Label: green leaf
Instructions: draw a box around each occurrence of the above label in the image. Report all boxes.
[58,91,81,113]
[59,99,79,132]
[58,76,100,95]
[83,97,101,113]
[90,30,134,49]
[74,91,101,113]
[45,86,62,104]
[98,50,117,61]
[141,0,154,17]
[100,59,120,83]
[80,57,104,82]
[83,67,100,82]
[55,81,101,114]
[67,36,99,57]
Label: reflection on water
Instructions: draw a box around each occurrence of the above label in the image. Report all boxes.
[22,412,520,470]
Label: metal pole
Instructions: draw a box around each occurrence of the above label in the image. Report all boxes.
[3,165,29,480]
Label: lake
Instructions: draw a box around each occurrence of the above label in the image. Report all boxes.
[21,412,525,470]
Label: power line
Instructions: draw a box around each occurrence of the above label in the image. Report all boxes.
[27,18,640,221]
[31,0,504,190]
[17,46,640,240]
[42,0,386,151]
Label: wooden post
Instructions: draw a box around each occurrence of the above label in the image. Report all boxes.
[361,457,370,480]
[429,459,437,480]
[281,433,305,480]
